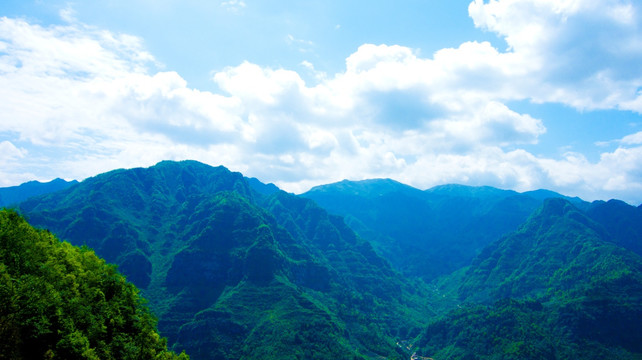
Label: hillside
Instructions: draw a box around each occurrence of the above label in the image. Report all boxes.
[302,180,571,280]
[586,199,642,256]
[0,209,187,360]
[18,160,434,360]
[13,162,642,360]
[414,198,642,359]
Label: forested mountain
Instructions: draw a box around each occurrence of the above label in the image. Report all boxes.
[586,199,642,256]
[302,179,579,280]
[0,209,188,360]
[17,160,434,360]
[0,178,78,207]
[413,198,642,359]
[9,160,642,359]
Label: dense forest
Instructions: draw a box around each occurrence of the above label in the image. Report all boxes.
[414,199,642,359]
[0,209,188,360]
[15,161,436,359]
[2,160,642,359]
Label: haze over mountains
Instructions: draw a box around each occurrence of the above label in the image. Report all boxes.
[3,160,642,359]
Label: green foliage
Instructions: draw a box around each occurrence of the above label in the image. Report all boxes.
[417,199,642,359]
[18,161,434,360]
[0,209,188,360]
[416,299,557,360]
[458,198,642,302]
[15,161,642,360]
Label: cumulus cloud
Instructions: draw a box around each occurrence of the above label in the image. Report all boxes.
[468,0,642,110]
[2,0,642,204]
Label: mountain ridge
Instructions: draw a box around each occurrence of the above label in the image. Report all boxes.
[17,160,433,360]
[0,178,78,207]
[414,198,642,359]
[301,178,584,280]
[8,160,642,359]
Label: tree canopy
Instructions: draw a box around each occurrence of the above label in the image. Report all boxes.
[0,209,188,360]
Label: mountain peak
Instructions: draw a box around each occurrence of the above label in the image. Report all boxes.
[425,184,517,199]
[539,197,576,215]
[0,177,78,207]
[520,198,601,239]
[305,178,421,198]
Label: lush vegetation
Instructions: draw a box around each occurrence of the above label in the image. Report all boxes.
[413,199,642,359]
[0,209,188,360]
[9,160,642,360]
[18,161,435,360]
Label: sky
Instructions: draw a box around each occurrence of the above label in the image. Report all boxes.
[1,0,642,204]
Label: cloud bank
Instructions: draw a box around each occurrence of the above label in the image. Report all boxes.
[1,0,642,203]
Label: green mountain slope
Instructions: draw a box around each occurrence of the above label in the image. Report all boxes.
[458,198,642,302]
[302,180,568,280]
[0,209,187,360]
[414,198,642,359]
[18,160,433,360]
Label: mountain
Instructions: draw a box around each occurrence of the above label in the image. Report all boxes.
[15,162,641,359]
[413,198,642,359]
[522,188,584,205]
[302,180,574,280]
[18,160,433,360]
[458,198,642,301]
[586,199,642,256]
[245,176,280,196]
[0,178,78,207]
[0,209,188,360]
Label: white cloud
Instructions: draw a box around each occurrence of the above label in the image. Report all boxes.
[221,0,246,12]
[3,0,642,204]
[286,34,315,53]
[620,131,642,145]
[0,141,26,161]
[59,6,78,23]
[468,0,642,111]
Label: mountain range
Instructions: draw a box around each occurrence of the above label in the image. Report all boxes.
[415,198,642,358]
[14,161,434,359]
[2,160,642,359]
[0,178,77,208]
[301,179,584,280]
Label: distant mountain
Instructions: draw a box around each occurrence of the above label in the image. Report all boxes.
[0,209,187,360]
[307,178,423,199]
[458,198,640,301]
[302,180,576,280]
[425,183,518,199]
[414,198,642,359]
[0,178,78,207]
[522,188,584,205]
[586,199,642,256]
[18,160,433,360]
[245,176,280,196]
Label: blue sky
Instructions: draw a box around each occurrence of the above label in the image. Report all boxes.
[1,0,642,204]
